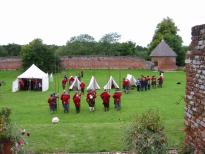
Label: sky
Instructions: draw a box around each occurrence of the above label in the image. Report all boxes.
[0,0,204,47]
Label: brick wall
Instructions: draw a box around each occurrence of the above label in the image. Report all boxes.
[0,57,22,70]
[60,56,151,69]
[0,56,152,70]
[185,24,205,153]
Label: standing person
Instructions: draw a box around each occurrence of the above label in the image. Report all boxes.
[86,90,95,112]
[61,91,70,113]
[62,77,67,90]
[100,90,111,112]
[52,93,59,112]
[158,75,163,88]
[151,75,157,88]
[140,76,144,91]
[113,89,122,111]
[73,91,81,113]
[146,76,151,90]
[69,76,75,86]
[123,78,130,94]
[80,81,86,94]
[144,76,148,91]
[48,94,55,113]
[80,70,84,78]
[122,78,125,91]
[136,78,141,92]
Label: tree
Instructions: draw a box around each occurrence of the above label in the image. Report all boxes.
[0,46,8,57]
[21,39,60,73]
[3,44,21,56]
[99,32,121,43]
[148,17,184,66]
[69,34,95,43]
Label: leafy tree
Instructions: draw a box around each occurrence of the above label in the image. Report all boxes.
[21,39,60,73]
[3,44,21,56]
[148,17,184,66]
[0,46,8,57]
[69,34,95,43]
[99,32,121,43]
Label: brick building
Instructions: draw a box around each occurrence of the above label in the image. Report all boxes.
[150,40,177,71]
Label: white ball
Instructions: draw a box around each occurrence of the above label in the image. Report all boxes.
[52,117,59,124]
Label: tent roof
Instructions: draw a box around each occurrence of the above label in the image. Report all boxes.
[87,76,100,90]
[150,40,177,57]
[18,64,47,79]
[103,76,119,90]
[126,74,137,86]
[69,76,81,90]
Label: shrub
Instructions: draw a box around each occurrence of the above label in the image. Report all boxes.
[124,109,167,154]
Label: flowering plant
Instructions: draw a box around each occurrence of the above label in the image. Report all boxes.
[0,108,29,153]
[11,128,30,153]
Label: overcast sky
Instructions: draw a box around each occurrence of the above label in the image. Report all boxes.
[0,0,204,46]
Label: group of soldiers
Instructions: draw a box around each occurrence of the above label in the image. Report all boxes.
[48,71,122,113]
[48,71,163,113]
[123,74,164,93]
[47,89,122,113]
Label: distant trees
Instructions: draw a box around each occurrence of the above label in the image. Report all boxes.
[21,39,60,73]
[149,17,186,66]
[57,32,148,57]
[0,44,21,57]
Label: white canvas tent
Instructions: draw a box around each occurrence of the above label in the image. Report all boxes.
[126,74,137,86]
[103,76,119,90]
[87,76,100,90]
[69,76,81,91]
[12,64,49,92]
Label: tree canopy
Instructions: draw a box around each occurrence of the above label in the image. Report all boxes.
[149,17,186,66]
[21,39,60,73]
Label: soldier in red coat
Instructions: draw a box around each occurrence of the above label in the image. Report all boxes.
[62,78,67,90]
[113,89,122,111]
[69,76,75,86]
[123,79,130,94]
[86,90,96,112]
[80,81,86,94]
[158,76,163,88]
[61,91,70,113]
[73,92,81,113]
[48,94,54,113]
[151,75,157,88]
[100,90,111,112]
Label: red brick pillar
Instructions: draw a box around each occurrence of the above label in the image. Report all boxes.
[185,24,205,153]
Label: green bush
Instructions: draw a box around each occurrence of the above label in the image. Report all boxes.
[124,109,167,154]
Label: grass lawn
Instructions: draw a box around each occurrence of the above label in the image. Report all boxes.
[0,69,185,153]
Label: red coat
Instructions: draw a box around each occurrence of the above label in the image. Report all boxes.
[62,78,67,85]
[48,97,53,106]
[61,93,70,105]
[100,91,110,104]
[158,76,163,81]
[80,82,85,90]
[73,93,81,107]
[69,77,74,84]
[123,79,129,87]
[113,92,122,103]
[86,91,96,107]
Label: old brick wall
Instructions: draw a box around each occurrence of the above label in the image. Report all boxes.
[185,24,205,153]
[60,56,151,69]
[151,57,177,71]
[0,56,152,70]
[0,57,22,70]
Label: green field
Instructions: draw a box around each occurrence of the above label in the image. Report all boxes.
[0,69,185,153]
